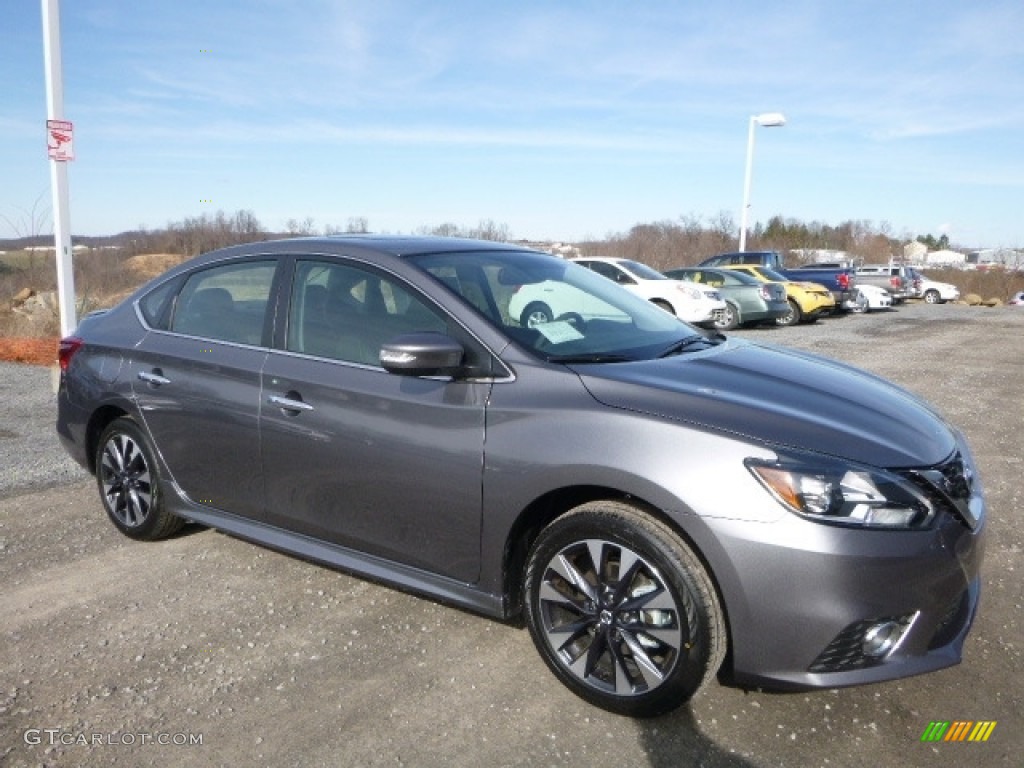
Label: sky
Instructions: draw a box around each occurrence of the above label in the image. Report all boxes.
[3,0,1023,248]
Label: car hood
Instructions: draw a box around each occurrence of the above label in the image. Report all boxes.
[573,339,955,468]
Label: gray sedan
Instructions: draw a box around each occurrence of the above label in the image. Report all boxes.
[56,236,985,717]
[665,267,790,330]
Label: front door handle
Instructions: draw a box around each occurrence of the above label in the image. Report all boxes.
[137,370,171,386]
[268,394,314,413]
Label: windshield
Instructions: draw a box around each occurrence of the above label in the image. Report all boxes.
[410,250,699,362]
[753,267,788,282]
[619,260,668,281]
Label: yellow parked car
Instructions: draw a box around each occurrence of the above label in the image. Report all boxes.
[722,265,835,326]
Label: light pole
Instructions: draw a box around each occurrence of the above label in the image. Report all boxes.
[42,0,76,337]
[739,112,786,252]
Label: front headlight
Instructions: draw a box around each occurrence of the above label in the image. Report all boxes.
[675,284,702,300]
[746,459,935,529]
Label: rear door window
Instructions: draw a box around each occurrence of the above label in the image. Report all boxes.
[170,261,277,345]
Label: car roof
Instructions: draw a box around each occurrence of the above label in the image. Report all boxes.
[135,235,547,291]
[671,267,760,284]
[173,235,542,270]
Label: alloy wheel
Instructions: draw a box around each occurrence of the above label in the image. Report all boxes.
[536,538,684,696]
[99,432,153,528]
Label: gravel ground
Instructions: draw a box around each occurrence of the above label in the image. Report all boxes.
[1,301,1021,768]
[0,363,88,498]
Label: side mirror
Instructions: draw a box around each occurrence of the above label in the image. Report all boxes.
[379,332,465,377]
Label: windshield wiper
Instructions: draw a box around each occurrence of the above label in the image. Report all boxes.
[657,334,718,358]
[548,353,633,364]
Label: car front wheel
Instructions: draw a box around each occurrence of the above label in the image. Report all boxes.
[524,501,726,717]
[96,417,183,540]
[924,289,941,304]
[521,302,554,328]
[713,303,739,331]
[776,299,802,327]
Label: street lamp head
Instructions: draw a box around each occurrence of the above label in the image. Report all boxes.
[753,112,786,127]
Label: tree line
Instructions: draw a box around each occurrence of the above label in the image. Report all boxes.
[3,204,946,269]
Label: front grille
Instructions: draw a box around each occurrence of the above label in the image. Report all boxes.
[808,613,915,673]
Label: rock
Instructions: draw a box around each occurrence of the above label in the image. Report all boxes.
[12,288,35,304]
[964,293,983,306]
[983,298,1003,307]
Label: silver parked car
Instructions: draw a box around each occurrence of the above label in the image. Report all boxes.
[57,236,986,717]
[664,267,789,330]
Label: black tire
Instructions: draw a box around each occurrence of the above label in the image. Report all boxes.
[924,289,941,304]
[524,501,726,717]
[775,299,802,327]
[713,302,739,331]
[650,299,675,315]
[95,417,183,540]
[520,302,554,328]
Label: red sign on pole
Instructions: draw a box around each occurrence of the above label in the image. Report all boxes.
[47,119,74,161]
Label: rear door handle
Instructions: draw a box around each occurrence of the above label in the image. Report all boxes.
[137,370,171,386]
[268,394,314,413]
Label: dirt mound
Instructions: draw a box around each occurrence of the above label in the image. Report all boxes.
[124,253,187,280]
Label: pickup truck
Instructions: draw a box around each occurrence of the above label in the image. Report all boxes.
[853,264,913,303]
[698,251,857,310]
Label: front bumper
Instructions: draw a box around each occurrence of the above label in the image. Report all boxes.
[707,490,985,691]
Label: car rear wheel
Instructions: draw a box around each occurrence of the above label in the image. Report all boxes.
[776,299,802,327]
[96,417,184,540]
[521,302,554,328]
[713,302,739,331]
[924,289,941,304]
[524,500,726,717]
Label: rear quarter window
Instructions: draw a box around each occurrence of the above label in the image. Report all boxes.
[137,276,184,330]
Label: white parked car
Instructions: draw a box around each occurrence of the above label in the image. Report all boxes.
[1009,291,1024,306]
[849,284,893,313]
[508,279,627,328]
[917,276,960,304]
[571,257,726,325]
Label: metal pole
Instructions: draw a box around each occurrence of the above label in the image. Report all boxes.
[42,0,77,337]
[738,116,756,252]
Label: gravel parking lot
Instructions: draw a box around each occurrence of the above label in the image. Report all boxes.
[1,302,1021,767]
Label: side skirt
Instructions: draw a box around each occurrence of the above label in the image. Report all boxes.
[165,494,509,620]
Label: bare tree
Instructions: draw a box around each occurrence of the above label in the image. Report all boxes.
[285,217,317,236]
[346,217,369,234]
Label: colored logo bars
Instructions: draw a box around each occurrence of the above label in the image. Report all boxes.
[920,721,996,742]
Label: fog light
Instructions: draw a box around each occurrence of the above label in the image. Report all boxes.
[862,621,904,658]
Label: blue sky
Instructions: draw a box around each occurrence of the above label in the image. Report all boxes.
[3,1,1023,247]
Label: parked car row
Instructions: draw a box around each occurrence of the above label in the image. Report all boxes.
[511,257,728,330]
[511,251,966,334]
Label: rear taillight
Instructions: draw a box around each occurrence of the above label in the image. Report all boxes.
[890,277,900,288]
[58,336,84,372]
[837,273,850,290]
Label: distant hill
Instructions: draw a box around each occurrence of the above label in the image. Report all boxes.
[0,232,149,251]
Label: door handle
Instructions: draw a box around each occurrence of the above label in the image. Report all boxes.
[137,370,171,386]
[268,394,314,413]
